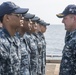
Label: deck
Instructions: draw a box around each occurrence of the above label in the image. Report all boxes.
[46,63,60,75]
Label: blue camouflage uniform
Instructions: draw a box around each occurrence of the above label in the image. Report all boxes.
[33,32,42,75]
[23,32,38,75]
[33,32,46,75]
[14,32,30,75]
[65,31,70,43]
[59,30,76,75]
[0,28,21,75]
[38,32,46,75]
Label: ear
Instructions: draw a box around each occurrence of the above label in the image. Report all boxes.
[20,20,24,27]
[4,14,11,22]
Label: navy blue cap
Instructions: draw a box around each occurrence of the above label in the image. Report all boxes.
[23,13,35,19]
[0,1,29,16]
[31,16,40,22]
[56,4,76,18]
[38,20,50,26]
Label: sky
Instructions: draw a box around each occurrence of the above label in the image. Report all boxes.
[0,0,76,25]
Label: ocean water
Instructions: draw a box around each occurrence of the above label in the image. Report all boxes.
[44,25,66,60]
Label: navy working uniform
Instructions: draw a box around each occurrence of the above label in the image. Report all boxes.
[56,4,76,75]
[59,30,76,75]
[0,1,29,75]
[31,17,48,75]
[33,32,46,75]
[0,28,21,75]
[23,32,38,75]
[14,33,30,75]
[38,32,46,75]
[65,31,70,43]
[33,20,49,75]
[31,16,42,75]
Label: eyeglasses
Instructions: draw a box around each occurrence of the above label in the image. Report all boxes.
[9,13,23,18]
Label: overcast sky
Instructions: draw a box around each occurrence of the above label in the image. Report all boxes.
[0,0,76,25]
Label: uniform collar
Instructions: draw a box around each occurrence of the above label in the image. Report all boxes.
[69,29,76,38]
[66,29,76,40]
[2,28,11,37]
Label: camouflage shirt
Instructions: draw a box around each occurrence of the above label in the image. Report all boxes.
[23,33,38,75]
[38,32,46,75]
[65,31,70,43]
[33,32,46,75]
[0,28,21,75]
[59,29,76,75]
[14,33,30,75]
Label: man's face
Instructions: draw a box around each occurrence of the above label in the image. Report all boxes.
[36,24,41,32]
[7,13,23,29]
[23,19,29,31]
[29,21,36,33]
[62,14,75,31]
[40,25,46,33]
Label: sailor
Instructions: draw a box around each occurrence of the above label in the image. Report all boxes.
[0,1,28,75]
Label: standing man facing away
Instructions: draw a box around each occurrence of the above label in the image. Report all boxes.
[56,4,76,75]
[0,1,28,75]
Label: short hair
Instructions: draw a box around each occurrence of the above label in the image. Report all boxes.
[0,16,4,23]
